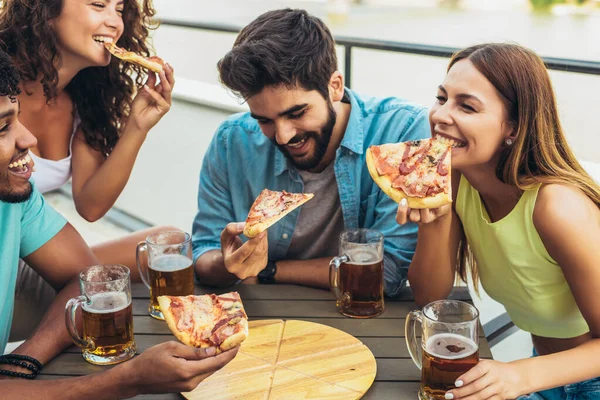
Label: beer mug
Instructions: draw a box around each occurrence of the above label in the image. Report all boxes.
[405,300,480,400]
[65,264,136,365]
[136,231,194,320]
[329,229,385,318]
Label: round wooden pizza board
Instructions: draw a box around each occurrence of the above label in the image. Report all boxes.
[182,319,377,400]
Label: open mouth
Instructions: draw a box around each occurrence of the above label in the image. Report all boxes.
[435,134,467,148]
[8,154,34,175]
[287,137,307,149]
[93,36,114,46]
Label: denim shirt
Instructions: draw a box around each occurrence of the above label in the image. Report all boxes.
[192,88,430,296]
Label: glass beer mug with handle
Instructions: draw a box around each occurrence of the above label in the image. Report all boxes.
[405,300,480,400]
[65,264,136,365]
[329,229,385,318]
[136,231,194,320]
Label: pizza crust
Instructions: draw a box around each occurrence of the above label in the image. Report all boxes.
[243,192,314,238]
[157,296,195,346]
[366,148,451,209]
[219,319,249,352]
[158,294,249,353]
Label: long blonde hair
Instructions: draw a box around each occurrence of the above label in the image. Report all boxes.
[450,43,600,286]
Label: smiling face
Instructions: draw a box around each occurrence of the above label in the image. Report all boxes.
[0,97,37,203]
[247,85,337,171]
[430,59,514,171]
[52,0,125,68]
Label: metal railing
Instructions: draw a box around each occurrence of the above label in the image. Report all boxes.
[160,18,600,89]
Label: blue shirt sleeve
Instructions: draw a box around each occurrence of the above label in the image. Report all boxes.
[20,189,67,258]
[372,107,431,297]
[192,125,236,266]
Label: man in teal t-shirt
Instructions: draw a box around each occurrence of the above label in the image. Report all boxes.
[0,186,67,353]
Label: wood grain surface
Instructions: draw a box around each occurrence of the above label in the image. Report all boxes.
[183,320,377,400]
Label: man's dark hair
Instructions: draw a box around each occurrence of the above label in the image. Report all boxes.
[217,8,338,100]
[0,48,20,101]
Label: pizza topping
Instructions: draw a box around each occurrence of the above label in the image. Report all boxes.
[244,189,314,238]
[158,292,249,350]
[367,138,453,203]
[437,148,450,176]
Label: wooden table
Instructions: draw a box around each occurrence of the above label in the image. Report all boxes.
[40,284,493,399]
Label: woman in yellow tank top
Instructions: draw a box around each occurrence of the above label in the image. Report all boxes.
[396,43,600,400]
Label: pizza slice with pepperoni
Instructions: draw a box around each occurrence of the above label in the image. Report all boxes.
[243,189,314,238]
[158,292,248,353]
[366,137,452,209]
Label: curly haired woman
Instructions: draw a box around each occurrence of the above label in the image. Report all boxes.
[0,0,177,340]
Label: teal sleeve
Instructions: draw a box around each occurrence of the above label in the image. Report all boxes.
[19,189,68,258]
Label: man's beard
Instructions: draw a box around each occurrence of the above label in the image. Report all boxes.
[276,102,337,171]
[0,174,33,203]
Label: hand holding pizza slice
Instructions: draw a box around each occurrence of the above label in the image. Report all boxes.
[366,137,453,209]
[243,189,314,238]
[104,42,165,73]
[158,292,248,353]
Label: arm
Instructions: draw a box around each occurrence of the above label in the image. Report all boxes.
[2,342,238,399]
[70,67,174,222]
[447,183,600,400]
[11,223,98,364]
[193,126,269,286]
[274,257,330,289]
[396,169,464,306]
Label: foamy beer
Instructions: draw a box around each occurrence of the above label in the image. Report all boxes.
[136,231,194,320]
[66,264,136,365]
[405,300,480,400]
[329,229,384,318]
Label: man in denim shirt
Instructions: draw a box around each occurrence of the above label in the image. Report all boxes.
[193,9,430,296]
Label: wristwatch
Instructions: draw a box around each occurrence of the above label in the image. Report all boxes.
[258,259,277,284]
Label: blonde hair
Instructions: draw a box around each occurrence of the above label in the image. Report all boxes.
[449,43,600,288]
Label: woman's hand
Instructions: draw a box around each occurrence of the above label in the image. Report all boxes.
[128,63,175,134]
[396,198,452,225]
[445,360,526,400]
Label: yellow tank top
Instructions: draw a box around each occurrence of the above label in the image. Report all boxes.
[455,175,589,338]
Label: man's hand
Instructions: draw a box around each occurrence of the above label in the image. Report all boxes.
[124,341,239,395]
[220,222,268,280]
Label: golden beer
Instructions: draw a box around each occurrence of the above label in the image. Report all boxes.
[337,248,384,318]
[148,254,194,319]
[421,333,479,399]
[81,291,135,365]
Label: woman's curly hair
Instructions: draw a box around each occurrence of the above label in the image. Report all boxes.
[0,0,158,156]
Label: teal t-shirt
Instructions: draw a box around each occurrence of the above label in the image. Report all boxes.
[0,188,67,353]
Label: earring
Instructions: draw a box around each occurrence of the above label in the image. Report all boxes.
[505,138,513,146]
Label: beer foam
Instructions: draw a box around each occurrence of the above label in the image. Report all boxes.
[150,254,192,272]
[83,292,130,313]
[345,248,382,265]
[424,333,478,360]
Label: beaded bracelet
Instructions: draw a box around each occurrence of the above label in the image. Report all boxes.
[0,354,43,379]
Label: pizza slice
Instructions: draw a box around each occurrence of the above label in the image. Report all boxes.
[243,189,314,238]
[157,292,248,353]
[366,137,452,209]
[104,42,164,73]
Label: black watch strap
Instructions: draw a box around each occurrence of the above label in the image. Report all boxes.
[258,259,277,284]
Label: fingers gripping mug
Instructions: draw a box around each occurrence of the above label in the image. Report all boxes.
[405,300,480,400]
